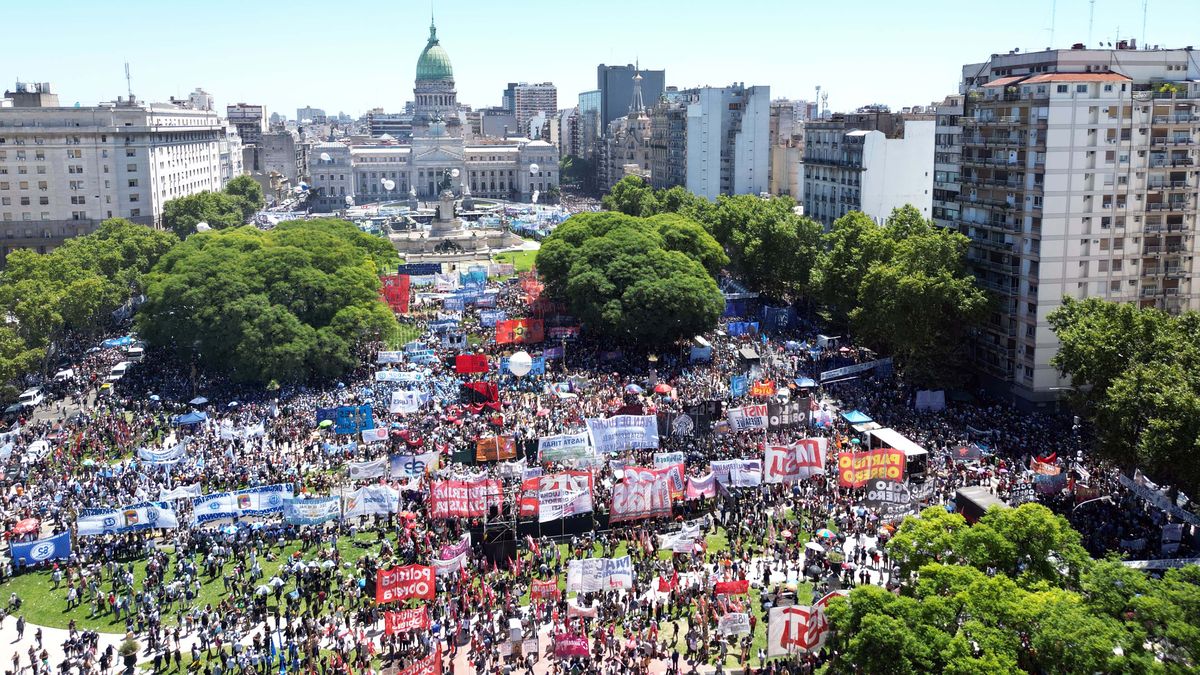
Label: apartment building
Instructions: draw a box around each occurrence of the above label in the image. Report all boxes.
[0,82,229,264]
[685,84,770,200]
[932,95,964,230]
[954,43,1200,402]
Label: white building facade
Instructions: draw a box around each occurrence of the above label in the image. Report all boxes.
[685,84,770,200]
[0,84,228,263]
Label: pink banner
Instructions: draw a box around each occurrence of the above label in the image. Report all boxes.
[554,633,590,658]
[428,479,502,519]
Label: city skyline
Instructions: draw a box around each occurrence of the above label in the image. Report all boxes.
[5,0,1197,118]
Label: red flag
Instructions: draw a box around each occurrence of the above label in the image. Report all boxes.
[455,354,488,374]
[496,319,544,344]
[380,274,411,314]
[658,570,678,593]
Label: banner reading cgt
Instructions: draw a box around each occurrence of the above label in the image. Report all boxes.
[376,564,435,603]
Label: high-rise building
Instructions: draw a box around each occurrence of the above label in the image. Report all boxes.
[227,103,266,146]
[801,106,935,228]
[953,44,1200,402]
[597,64,665,130]
[577,90,602,160]
[600,72,653,190]
[685,84,771,200]
[649,97,688,189]
[769,99,805,198]
[296,106,326,124]
[932,95,963,230]
[0,83,229,264]
[504,82,558,136]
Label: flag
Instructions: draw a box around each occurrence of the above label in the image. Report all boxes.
[455,354,489,374]
[496,319,545,344]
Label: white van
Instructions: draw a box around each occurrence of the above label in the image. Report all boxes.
[108,361,133,381]
[126,347,145,362]
[17,388,44,408]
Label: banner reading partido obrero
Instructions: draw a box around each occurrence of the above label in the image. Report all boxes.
[837,447,905,488]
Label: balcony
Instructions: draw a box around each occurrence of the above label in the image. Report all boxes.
[1146,202,1191,212]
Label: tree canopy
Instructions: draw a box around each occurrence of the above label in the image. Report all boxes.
[812,206,988,387]
[825,503,1200,674]
[162,177,265,238]
[1049,298,1200,493]
[535,211,726,345]
[0,219,177,398]
[136,218,397,384]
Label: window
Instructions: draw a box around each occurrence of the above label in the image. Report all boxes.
[70,196,86,205]
[19,197,29,206]
[130,208,140,217]
[129,194,139,203]
[1076,84,1088,93]
[38,197,48,206]
[126,164,137,172]
[128,179,138,188]
[1057,85,1068,93]
[126,149,136,158]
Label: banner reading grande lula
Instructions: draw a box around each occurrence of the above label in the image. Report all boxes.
[282,497,341,525]
[428,478,503,518]
[586,415,659,454]
[77,501,180,536]
[566,556,633,592]
[837,448,905,487]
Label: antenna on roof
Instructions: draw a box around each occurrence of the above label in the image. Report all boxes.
[1141,0,1149,47]
[1087,0,1095,47]
[124,61,133,100]
[1048,0,1057,48]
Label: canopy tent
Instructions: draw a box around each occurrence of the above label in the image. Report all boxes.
[840,410,873,425]
[793,377,817,388]
[189,397,209,406]
[173,411,208,426]
[865,427,929,479]
[101,336,134,348]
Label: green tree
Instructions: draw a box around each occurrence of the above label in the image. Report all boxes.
[136,219,396,385]
[162,191,247,237]
[701,194,822,299]
[812,210,894,322]
[600,175,658,216]
[535,211,725,346]
[224,175,266,219]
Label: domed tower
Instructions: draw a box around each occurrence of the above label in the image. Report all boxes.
[413,18,459,131]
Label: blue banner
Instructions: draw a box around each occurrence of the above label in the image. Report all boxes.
[723,299,749,318]
[761,305,796,332]
[397,263,442,275]
[316,407,337,425]
[334,404,374,435]
[500,355,546,376]
[10,532,71,568]
[480,310,507,327]
[730,375,748,397]
[476,293,498,308]
[443,297,465,312]
[728,321,760,337]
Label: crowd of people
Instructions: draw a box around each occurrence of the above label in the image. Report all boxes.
[0,260,1195,675]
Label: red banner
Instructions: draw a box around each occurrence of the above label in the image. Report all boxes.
[428,479,503,518]
[837,448,905,488]
[714,579,750,595]
[384,607,430,634]
[530,578,560,601]
[376,565,434,604]
[475,435,516,462]
[496,319,544,344]
[380,274,410,314]
[399,644,441,675]
[554,633,590,658]
[455,354,488,374]
[751,380,776,397]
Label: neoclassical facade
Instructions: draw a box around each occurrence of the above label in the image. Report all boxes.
[309,20,558,210]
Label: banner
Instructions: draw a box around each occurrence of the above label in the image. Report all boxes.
[727,404,768,432]
[455,354,488,374]
[501,355,546,376]
[78,501,180,535]
[686,473,717,500]
[434,552,467,577]
[158,483,202,501]
[768,400,808,429]
[711,459,762,488]
[547,326,581,340]
[137,441,187,465]
[730,375,748,398]
[361,427,389,443]
[380,274,410,314]
[384,607,430,635]
[586,415,660,454]
[727,321,759,337]
[376,565,435,603]
[714,579,750,595]
[751,380,776,397]
[390,452,440,478]
[334,404,374,436]
[653,451,685,466]
[566,556,633,592]
[496,319,545,344]
[375,370,410,383]
[191,485,291,525]
[376,351,404,364]
[397,262,441,276]
[554,634,590,658]
[10,532,71,568]
[479,310,507,327]
[763,439,827,483]
[819,358,893,382]
[767,591,846,656]
[1117,474,1200,526]
[530,578,560,601]
[428,479,503,519]
[610,471,671,522]
[838,448,905,488]
[348,458,388,480]
[475,435,517,462]
[859,480,920,521]
[718,613,752,636]
[519,471,594,522]
[343,484,400,517]
[438,533,471,561]
[282,497,341,525]
[389,389,423,415]
[537,433,592,463]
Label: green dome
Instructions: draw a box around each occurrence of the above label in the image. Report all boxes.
[416,22,453,82]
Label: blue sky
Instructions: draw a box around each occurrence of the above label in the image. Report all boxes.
[4,0,1196,118]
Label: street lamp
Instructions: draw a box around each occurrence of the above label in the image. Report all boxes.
[647,354,659,387]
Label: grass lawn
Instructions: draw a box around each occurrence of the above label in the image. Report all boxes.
[386,323,425,349]
[1,533,386,632]
[491,250,537,273]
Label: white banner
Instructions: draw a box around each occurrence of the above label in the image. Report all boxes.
[375,370,408,383]
[566,556,633,593]
[537,433,593,463]
[712,459,762,487]
[610,472,671,522]
[585,415,660,454]
[282,497,341,525]
[718,613,751,636]
[77,501,180,536]
[653,452,685,466]
[727,404,768,431]
[137,442,187,464]
[767,590,845,656]
[389,451,440,478]
[361,428,388,443]
[376,351,404,364]
[158,483,202,501]
[344,484,400,517]
[763,438,827,483]
[434,551,467,577]
[348,458,388,480]
[389,389,423,414]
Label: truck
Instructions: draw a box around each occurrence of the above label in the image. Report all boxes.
[955,486,1009,524]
